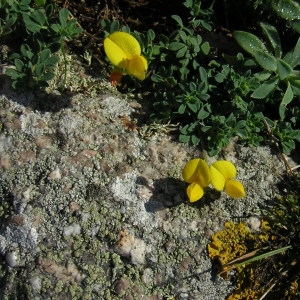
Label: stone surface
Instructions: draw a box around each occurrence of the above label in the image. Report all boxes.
[0,73,295,299]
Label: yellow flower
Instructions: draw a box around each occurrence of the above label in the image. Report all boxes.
[210,160,245,198]
[182,158,210,202]
[104,32,148,80]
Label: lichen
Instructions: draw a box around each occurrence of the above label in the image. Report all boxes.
[207,220,273,299]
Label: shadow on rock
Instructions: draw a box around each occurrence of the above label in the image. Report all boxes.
[137,176,186,213]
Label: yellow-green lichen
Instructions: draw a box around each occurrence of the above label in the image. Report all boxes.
[207,220,272,298]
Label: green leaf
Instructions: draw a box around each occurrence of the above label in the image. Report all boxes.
[233,31,268,56]
[291,37,300,67]
[59,8,69,27]
[31,9,46,25]
[199,67,207,82]
[51,24,61,33]
[23,14,42,33]
[276,58,293,80]
[178,104,186,114]
[5,68,19,80]
[179,134,190,143]
[40,49,51,62]
[20,44,34,59]
[187,102,198,113]
[251,76,279,99]
[40,72,55,81]
[282,83,294,107]
[34,0,46,6]
[281,139,295,153]
[253,50,277,72]
[46,55,60,67]
[176,46,188,58]
[147,29,155,43]
[171,15,183,27]
[254,71,271,81]
[169,42,185,51]
[35,63,45,78]
[197,107,210,119]
[260,22,282,57]
[272,0,300,20]
[14,58,24,72]
[201,41,210,55]
[191,135,200,145]
[279,83,294,119]
[290,19,300,33]
[110,20,119,33]
[289,76,300,95]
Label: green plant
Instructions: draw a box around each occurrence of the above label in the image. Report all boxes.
[233,22,300,120]
[1,0,82,90]
[99,0,299,155]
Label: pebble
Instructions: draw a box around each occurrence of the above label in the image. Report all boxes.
[5,250,19,267]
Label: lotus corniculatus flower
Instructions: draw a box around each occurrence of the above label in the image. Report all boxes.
[210,160,245,198]
[182,158,210,202]
[104,31,148,84]
[182,159,245,202]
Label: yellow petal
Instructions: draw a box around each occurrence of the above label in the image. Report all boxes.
[182,158,201,183]
[186,182,204,202]
[197,158,210,187]
[211,160,236,180]
[210,165,226,191]
[128,55,148,80]
[104,32,141,68]
[225,179,245,198]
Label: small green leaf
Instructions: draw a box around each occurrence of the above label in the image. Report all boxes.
[187,102,198,113]
[281,83,294,106]
[147,29,155,42]
[40,72,55,81]
[252,76,279,99]
[191,135,200,145]
[253,50,277,72]
[5,68,19,80]
[289,76,300,95]
[35,63,45,77]
[40,49,51,62]
[277,58,293,80]
[23,14,41,33]
[178,104,186,114]
[199,67,207,82]
[197,107,210,119]
[169,42,185,51]
[291,37,300,67]
[272,0,300,20]
[31,9,46,25]
[50,24,61,33]
[179,134,190,143]
[254,71,271,81]
[46,55,60,67]
[233,31,268,56]
[34,0,46,6]
[14,58,24,72]
[279,83,294,119]
[290,19,300,33]
[171,15,183,27]
[201,41,210,55]
[176,46,188,58]
[110,20,119,33]
[59,8,69,27]
[260,22,282,57]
